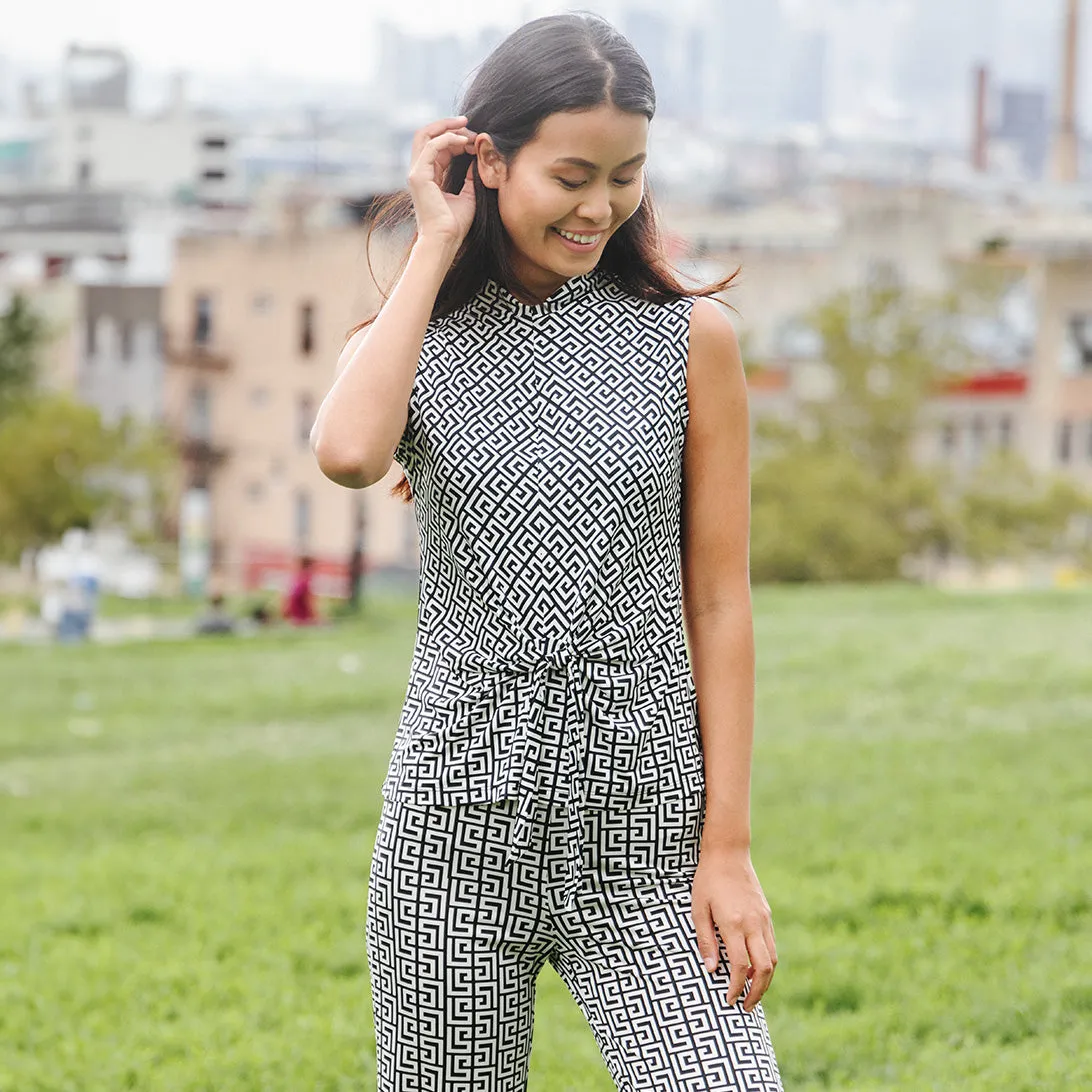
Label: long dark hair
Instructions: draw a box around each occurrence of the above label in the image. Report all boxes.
[351,11,739,502]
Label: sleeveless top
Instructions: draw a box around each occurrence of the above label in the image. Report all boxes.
[384,266,704,905]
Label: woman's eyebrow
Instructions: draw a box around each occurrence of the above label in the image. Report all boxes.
[551,152,648,170]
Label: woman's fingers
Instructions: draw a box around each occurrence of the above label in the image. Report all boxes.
[411,116,478,164]
[741,930,776,1012]
[412,115,469,157]
[724,934,750,1007]
[408,131,471,187]
[691,899,721,975]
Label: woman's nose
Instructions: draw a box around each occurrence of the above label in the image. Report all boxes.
[576,189,612,225]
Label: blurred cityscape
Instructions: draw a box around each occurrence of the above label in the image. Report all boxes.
[1,0,1091,608]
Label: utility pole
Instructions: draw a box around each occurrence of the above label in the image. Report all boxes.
[347,493,366,612]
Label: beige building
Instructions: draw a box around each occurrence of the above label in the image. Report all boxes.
[663,184,1092,491]
[162,215,418,597]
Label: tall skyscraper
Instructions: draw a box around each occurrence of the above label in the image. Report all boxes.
[623,6,681,117]
[997,86,1050,178]
[783,29,827,127]
[823,0,905,133]
[375,22,482,118]
[702,0,789,135]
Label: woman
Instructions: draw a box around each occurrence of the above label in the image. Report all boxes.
[311,13,782,1091]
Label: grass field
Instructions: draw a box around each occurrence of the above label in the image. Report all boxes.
[1,584,1089,1091]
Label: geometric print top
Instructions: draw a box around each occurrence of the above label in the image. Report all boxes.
[384,266,704,905]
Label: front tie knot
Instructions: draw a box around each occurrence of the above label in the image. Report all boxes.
[540,641,576,673]
[452,635,652,912]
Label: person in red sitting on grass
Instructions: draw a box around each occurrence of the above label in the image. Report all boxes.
[282,555,319,625]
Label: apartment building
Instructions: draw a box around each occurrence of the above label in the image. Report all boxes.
[662,183,1092,490]
[162,213,417,596]
[28,45,243,207]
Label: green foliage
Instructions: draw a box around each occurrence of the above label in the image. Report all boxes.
[0,291,48,420]
[751,439,907,582]
[748,283,1091,582]
[953,452,1092,565]
[0,395,170,562]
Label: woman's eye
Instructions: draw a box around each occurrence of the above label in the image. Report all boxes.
[557,177,639,190]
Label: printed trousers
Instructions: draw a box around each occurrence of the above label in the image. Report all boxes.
[365,784,783,1092]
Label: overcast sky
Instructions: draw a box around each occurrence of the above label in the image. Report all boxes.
[9,0,651,84]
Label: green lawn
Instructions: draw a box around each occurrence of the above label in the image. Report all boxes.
[1,585,1089,1091]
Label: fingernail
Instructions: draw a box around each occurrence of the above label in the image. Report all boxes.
[704,956,718,973]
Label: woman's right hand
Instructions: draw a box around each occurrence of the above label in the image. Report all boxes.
[407,115,479,247]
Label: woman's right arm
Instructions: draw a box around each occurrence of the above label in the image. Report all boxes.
[311,116,478,489]
[310,236,459,488]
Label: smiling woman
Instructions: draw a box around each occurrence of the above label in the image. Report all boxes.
[308,12,781,1092]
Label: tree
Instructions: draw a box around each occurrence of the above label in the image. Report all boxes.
[747,281,1090,582]
[952,452,1092,566]
[0,291,48,420]
[0,395,167,563]
[750,283,960,582]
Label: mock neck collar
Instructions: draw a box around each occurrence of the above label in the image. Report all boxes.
[479,268,605,317]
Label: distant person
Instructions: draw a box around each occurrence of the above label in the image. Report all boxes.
[249,601,273,627]
[310,13,781,1092]
[195,593,236,636]
[56,561,100,643]
[282,556,319,626]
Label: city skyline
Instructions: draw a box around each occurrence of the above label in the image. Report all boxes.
[3,0,1087,151]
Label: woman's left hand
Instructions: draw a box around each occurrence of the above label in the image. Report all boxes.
[691,846,777,1012]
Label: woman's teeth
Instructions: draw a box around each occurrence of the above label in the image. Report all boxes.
[555,228,601,244]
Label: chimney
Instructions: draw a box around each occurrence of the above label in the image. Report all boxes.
[972,64,989,173]
[1051,0,1081,183]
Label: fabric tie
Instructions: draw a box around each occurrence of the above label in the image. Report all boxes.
[451,636,641,911]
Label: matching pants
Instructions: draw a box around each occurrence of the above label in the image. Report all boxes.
[365,786,783,1091]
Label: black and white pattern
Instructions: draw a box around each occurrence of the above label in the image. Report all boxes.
[366,792,783,1091]
[368,268,782,1089]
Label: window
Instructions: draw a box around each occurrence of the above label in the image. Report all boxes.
[866,259,902,290]
[77,160,93,186]
[201,169,227,182]
[1065,315,1092,373]
[253,292,273,314]
[119,321,132,363]
[135,320,158,357]
[294,489,312,549]
[250,387,270,407]
[970,416,986,463]
[297,394,315,448]
[246,481,264,502]
[939,420,957,458]
[193,294,212,346]
[202,136,228,150]
[85,312,97,357]
[1058,420,1073,464]
[188,384,211,440]
[998,415,1013,451]
[300,302,315,356]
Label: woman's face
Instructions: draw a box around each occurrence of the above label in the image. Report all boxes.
[475,104,649,303]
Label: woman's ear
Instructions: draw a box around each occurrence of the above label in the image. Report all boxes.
[475,134,506,190]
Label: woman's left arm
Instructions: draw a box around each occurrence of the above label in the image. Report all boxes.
[681,297,777,1013]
